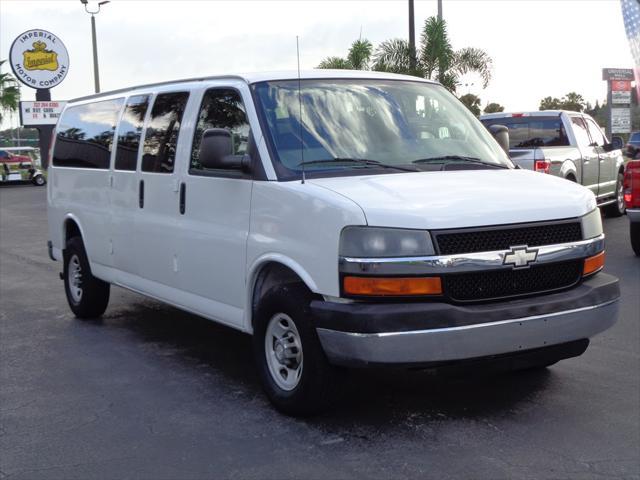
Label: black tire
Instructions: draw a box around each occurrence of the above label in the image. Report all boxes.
[631,222,640,256]
[63,236,110,318]
[252,283,339,416]
[603,172,626,217]
[31,174,46,186]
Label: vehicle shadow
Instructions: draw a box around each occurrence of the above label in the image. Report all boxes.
[99,290,555,429]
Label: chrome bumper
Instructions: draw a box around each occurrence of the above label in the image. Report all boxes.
[317,299,618,366]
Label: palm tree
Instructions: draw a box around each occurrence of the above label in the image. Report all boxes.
[0,60,21,124]
[317,39,374,70]
[374,17,492,93]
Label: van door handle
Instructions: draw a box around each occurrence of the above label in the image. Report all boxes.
[139,180,144,208]
[179,182,186,215]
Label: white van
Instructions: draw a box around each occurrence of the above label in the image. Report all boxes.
[47,71,619,415]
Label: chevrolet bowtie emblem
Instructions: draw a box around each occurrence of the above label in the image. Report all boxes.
[503,246,539,269]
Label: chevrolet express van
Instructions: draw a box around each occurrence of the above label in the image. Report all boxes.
[47,71,620,415]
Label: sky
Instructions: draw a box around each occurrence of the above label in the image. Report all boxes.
[0,0,633,130]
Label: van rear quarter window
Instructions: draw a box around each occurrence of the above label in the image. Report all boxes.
[53,98,124,169]
[141,92,189,173]
[481,117,569,148]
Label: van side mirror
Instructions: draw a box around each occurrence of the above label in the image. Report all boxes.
[199,128,250,171]
[488,124,509,154]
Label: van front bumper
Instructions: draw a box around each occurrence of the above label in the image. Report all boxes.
[312,274,619,367]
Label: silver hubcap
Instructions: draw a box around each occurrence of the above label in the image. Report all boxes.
[68,254,83,303]
[265,313,303,391]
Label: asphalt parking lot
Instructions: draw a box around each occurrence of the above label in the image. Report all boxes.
[1,184,639,480]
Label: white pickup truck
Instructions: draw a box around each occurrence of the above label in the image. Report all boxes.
[481,111,626,216]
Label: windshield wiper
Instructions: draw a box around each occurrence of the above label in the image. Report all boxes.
[411,155,509,169]
[298,158,418,172]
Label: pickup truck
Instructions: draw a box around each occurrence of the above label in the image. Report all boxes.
[481,111,626,217]
[624,159,640,255]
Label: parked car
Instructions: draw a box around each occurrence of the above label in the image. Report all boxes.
[0,147,46,186]
[624,159,640,255]
[625,131,640,158]
[47,71,620,415]
[480,111,626,217]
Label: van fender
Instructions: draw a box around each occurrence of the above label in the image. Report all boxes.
[244,253,320,333]
[62,213,89,252]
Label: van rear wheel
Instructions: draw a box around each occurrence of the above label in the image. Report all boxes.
[63,236,110,318]
[252,284,339,416]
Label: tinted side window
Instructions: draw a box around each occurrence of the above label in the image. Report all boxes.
[53,99,124,169]
[190,89,250,172]
[481,117,568,148]
[585,118,606,147]
[0,151,7,159]
[571,117,592,148]
[115,95,149,171]
[142,92,189,173]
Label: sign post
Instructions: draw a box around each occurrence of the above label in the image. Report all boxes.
[602,68,634,138]
[9,29,69,168]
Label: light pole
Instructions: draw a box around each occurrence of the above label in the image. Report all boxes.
[80,0,110,93]
[408,0,416,73]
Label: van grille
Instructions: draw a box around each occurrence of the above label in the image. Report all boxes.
[434,221,582,255]
[442,261,583,302]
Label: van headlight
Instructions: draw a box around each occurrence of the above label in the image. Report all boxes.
[581,209,603,239]
[340,227,435,258]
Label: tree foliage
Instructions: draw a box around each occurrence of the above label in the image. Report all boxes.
[484,102,504,114]
[459,93,482,117]
[539,92,586,112]
[317,17,492,94]
[317,39,374,70]
[0,60,21,124]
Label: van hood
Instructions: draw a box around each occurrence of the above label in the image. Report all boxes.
[309,169,596,229]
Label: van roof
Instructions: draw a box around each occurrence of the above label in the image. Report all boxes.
[70,70,437,103]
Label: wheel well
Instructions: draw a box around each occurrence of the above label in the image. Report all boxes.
[565,173,576,182]
[64,219,81,245]
[251,262,310,327]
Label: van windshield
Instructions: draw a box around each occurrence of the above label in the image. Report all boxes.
[252,79,512,180]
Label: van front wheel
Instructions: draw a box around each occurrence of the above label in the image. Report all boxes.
[63,236,110,318]
[252,284,338,416]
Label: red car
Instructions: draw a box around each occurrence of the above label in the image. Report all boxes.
[624,159,640,255]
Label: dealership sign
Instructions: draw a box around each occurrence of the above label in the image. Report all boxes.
[19,101,67,126]
[611,107,631,134]
[611,80,632,104]
[602,68,635,81]
[9,29,69,89]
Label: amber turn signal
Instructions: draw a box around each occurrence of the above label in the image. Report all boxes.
[343,276,442,296]
[583,251,605,276]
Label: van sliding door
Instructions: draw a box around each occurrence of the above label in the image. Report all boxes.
[133,91,189,290]
[111,94,150,277]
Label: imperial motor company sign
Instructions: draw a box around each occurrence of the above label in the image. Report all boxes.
[10,29,69,89]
